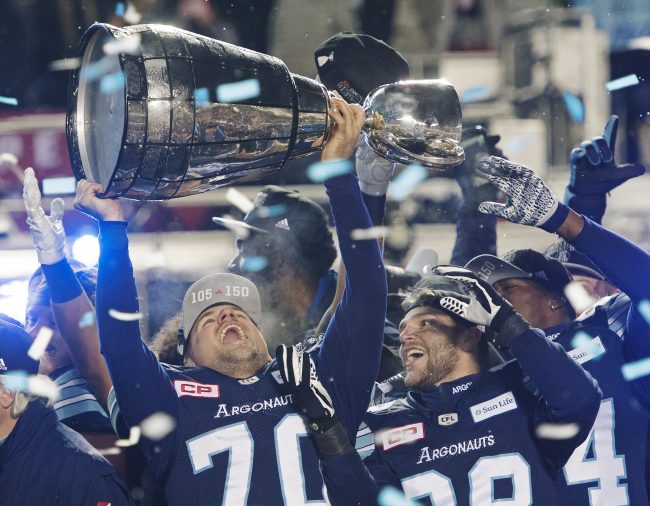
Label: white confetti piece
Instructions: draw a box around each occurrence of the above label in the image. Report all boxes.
[535,422,580,440]
[103,33,141,55]
[226,188,254,213]
[0,96,18,106]
[140,412,176,440]
[108,309,142,322]
[48,57,81,71]
[78,311,95,329]
[622,357,650,381]
[217,78,261,103]
[405,248,439,276]
[211,216,268,238]
[116,426,141,447]
[27,375,60,402]
[27,326,53,361]
[123,2,142,24]
[99,447,122,456]
[564,281,597,315]
[1,372,28,392]
[306,160,352,183]
[387,164,427,201]
[606,74,640,92]
[350,226,389,241]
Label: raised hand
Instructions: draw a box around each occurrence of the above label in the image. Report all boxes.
[568,115,645,196]
[23,167,66,265]
[275,344,335,433]
[476,156,568,232]
[73,179,125,222]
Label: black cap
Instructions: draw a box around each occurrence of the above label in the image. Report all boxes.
[0,319,39,376]
[465,249,572,295]
[543,240,605,281]
[314,32,410,104]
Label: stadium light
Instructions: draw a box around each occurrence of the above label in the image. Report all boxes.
[72,234,100,267]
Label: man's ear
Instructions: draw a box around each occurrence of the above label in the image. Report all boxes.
[458,326,482,353]
[0,386,16,410]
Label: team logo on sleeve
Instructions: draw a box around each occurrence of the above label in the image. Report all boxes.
[378,422,425,451]
[174,380,220,398]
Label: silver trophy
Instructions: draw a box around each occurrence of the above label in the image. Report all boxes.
[67,23,464,200]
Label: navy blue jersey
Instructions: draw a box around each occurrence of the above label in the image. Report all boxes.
[333,328,601,505]
[96,173,387,505]
[552,293,650,505]
[554,216,650,505]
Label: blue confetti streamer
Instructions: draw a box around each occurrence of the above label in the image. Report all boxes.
[387,164,427,201]
[100,72,125,93]
[115,2,125,16]
[378,486,417,506]
[306,160,353,183]
[622,357,650,381]
[2,371,29,392]
[562,91,585,124]
[217,78,261,103]
[460,85,491,104]
[80,57,114,82]
[256,204,287,218]
[0,96,18,106]
[195,87,210,106]
[241,256,269,273]
[605,74,640,92]
[78,311,96,329]
[570,331,604,361]
[638,299,650,325]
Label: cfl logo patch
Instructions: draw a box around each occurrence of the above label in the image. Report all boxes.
[380,422,425,451]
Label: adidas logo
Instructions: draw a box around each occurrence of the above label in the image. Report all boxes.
[0,358,6,371]
[274,218,290,231]
[316,51,334,67]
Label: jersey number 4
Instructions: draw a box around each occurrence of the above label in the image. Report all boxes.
[563,398,628,505]
[186,413,327,506]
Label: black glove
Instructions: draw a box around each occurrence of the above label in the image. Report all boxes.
[432,266,530,347]
[568,115,645,197]
[276,344,353,459]
[456,126,503,205]
[276,344,335,433]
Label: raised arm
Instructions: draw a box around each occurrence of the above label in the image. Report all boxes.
[73,181,179,479]
[22,168,111,409]
[476,155,650,371]
[315,97,388,439]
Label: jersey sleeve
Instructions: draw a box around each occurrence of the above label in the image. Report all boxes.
[569,217,650,372]
[509,327,602,471]
[316,172,387,441]
[450,200,497,266]
[96,221,180,479]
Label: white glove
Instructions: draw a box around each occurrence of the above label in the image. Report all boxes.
[23,167,66,265]
[476,156,567,232]
[355,142,395,196]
